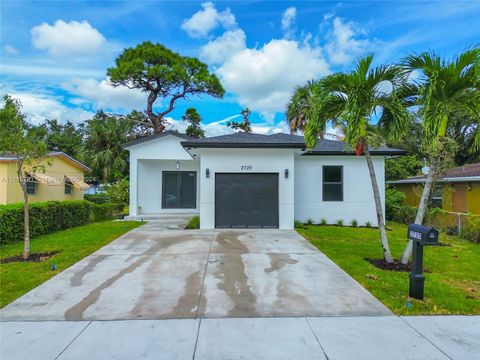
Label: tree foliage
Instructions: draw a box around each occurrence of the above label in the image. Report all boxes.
[300,54,412,263]
[28,119,84,159]
[227,108,253,133]
[182,107,205,138]
[0,95,48,259]
[80,111,136,183]
[108,41,225,133]
[286,80,319,133]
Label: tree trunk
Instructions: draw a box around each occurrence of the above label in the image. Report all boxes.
[364,147,394,263]
[22,188,30,260]
[16,162,30,259]
[400,164,435,265]
[146,91,162,133]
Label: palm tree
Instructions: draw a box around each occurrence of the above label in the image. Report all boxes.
[399,48,480,265]
[303,54,412,263]
[81,111,135,183]
[286,80,319,133]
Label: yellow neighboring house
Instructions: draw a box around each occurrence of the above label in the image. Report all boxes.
[388,163,480,215]
[0,152,91,205]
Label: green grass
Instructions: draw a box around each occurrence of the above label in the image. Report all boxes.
[297,222,480,315]
[0,220,142,308]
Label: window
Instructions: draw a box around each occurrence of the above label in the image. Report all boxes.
[323,166,343,201]
[431,185,442,209]
[26,177,36,195]
[65,179,73,195]
[162,171,196,208]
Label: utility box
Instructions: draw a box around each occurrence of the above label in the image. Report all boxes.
[407,224,439,246]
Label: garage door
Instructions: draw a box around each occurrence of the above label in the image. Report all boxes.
[215,173,279,228]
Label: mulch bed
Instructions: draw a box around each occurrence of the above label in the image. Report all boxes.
[0,251,60,264]
[365,258,431,273]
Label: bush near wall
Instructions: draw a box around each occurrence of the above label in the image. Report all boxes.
[0,200,117,244]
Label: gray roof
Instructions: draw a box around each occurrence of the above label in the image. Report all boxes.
[181,132,406,155]
[122,130,195,148]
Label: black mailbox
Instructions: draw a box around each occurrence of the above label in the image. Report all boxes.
[408,223,439,300]
[407,224,439,246]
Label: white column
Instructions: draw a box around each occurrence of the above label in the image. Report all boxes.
[129,155,138,216]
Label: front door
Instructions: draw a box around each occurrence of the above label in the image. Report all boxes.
[162,171,196,209]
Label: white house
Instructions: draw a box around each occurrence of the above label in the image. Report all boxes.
[123,131,404,229]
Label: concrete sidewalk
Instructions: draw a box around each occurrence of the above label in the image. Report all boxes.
[1,316,479,360]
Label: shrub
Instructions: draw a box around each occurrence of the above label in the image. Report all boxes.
[461,217,480,243]
[385,187,406,220]
[306,219,314,225]
[84,193,110,204]
[320,218,327,226]
[393,205,417,225]
[105,179,129,212]
[365,221,372,228]
[336,219,344,226]
[351,219,358,227]
[185,216,200,229]
[0,200,117,244]
[294,220,303,228]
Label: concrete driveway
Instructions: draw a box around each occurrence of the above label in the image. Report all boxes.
[0,222,390,321]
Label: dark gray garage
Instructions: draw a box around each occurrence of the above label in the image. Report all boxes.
[215,173,279,228]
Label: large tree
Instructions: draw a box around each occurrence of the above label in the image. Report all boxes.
[0,96,48,259]
[182,108,205,138]
[108,41,225,133]
[286,80,319,133]
[399,48,480,265]
[301,54,412,263]
[29,119,83,159]
[227,108,253,133]
[81,111,136,183]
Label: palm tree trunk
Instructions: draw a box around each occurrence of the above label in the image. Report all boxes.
[364,147,394,263]
[400,164,435,265]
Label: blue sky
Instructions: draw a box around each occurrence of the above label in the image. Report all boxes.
[1,0,479,135]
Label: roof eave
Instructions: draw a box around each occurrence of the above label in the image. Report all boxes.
[181,142,305,149]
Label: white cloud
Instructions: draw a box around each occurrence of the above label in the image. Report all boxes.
[181,2,236,38]
[216,39,330,113]
[164,114,289,137]
[200,29,246,64]
[61,78,146,112]
[8,92,93,124]
[324,17,372,65]
[3,45,18,55]
[281,7,297,39]
[31,20,106,57]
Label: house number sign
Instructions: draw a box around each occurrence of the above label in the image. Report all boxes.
[241,165,252,171]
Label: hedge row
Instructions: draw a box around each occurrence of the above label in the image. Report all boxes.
[0,200,117,244]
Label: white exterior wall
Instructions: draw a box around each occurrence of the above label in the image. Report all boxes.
[294,155,385,226]
[127,135,199,216]
[198,148,295,230]
[137,159,200,214]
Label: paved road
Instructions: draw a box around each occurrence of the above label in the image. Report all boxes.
[1,316,479,359]
[0,222,389,320]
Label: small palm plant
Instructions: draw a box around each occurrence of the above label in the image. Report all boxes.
[302,54,412,263]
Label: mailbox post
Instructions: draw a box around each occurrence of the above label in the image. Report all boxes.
[407,224,439,300]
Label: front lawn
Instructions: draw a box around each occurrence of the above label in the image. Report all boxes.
[0,220,142,308]
[297,222,480,315]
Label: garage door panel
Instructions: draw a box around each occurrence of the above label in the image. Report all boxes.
[215,173,279,228]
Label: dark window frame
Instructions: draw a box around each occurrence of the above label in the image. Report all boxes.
[430,185,443,209]
[322,166,344,202]
[26,177,36,195]
[162,171,197,209]
[65,179,73,195]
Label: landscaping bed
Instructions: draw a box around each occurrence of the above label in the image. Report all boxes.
[297,222,480,315]
[0,220,141,307]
